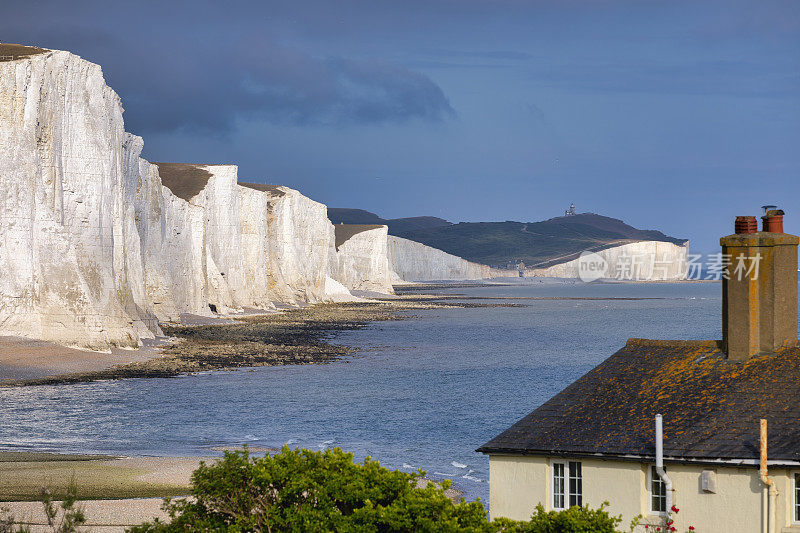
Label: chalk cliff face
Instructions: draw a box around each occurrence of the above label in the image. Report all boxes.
[240,183,347,304]
[526,241,689,280]
[0,50,158,349]
[0,49,369,350]
[388,236,689,282]
[333,225,394,294]
[124,137,210,322]
[158,164,254,313]
[388,236,492,281]
[237,184,273,309]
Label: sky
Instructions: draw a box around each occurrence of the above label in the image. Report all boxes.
[3,0,799,254]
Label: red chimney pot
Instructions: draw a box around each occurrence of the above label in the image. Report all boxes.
[762,209,785,233]
[735,216,758,234]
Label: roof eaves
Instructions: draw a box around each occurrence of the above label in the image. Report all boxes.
[477,448,800,469]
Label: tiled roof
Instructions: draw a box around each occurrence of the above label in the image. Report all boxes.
[478,339,800,463]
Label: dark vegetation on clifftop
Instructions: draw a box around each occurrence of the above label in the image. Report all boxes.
[329,209,687,267]
[0,43,48,61]
[154,163,213,201]
[334,224,385,249]
[327,208,452,235]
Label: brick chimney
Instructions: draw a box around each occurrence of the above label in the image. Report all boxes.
[721,209,798,360]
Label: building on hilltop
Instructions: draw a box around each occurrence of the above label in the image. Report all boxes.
[478,210,800,533]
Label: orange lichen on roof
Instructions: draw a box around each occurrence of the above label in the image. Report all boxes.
[479,338,800,462]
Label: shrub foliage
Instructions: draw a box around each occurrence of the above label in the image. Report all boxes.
[130,446,622,532]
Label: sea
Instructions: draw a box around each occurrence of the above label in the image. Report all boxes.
[0,279,722,502]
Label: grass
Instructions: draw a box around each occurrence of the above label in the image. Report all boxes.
[394,213,687,267]
[0,453,191,501]
[0,44,48,61]
[334,224,385,249]
[153,162,213,202]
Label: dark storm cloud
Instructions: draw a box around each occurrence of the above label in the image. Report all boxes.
[0,4,455,134]
[114,39,456,134]
[227,41,456,128]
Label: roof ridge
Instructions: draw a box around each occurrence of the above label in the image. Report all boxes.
[625,338,721,349]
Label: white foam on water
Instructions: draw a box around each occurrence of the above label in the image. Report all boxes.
[451,461,467,468]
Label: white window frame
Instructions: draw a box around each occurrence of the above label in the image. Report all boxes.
[552,461,567,510]
[793,471,800,525]
[648,465,667,516]
[567,461,583,508]
[552,460,582,510]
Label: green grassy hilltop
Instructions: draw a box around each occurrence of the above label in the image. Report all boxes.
[328,209,687,267]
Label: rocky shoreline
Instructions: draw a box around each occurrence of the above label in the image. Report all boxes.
[1,296,519,387]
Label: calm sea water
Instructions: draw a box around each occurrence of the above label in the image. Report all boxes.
[0,280,722,502]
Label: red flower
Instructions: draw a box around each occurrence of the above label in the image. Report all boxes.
[666,520,673,526]
[689,528,695,531]
[670,528,676,532]
[671,505,680,513]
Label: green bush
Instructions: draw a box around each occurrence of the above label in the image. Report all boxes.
[129,446,623,533]
[129,446,489,532]
[493,503,621,533]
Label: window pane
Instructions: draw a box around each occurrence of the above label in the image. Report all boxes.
[795,473,800,522]
[553,463,565,509]
[569,461,583,507]
[651,466,666,513]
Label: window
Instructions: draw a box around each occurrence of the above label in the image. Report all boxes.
[552,461,582,510]
[553,462,565,509]
[568,461,583,507]
[795,473,800,523]
[650,465,667,514]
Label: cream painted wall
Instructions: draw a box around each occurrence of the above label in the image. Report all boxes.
[488,455,799,533]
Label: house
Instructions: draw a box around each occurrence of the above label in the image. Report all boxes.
[478,212,800,533]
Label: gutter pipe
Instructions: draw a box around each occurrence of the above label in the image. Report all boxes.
[760,419,778,533]
[655,415,674,517]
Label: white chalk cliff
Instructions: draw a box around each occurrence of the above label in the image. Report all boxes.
[388,236,494,281]
[333,225,394,294]
[0,48,379,350]
[125,139,208,322]
[388,236,689,282]
[526,241,689,280]
[0,50,161,350]
[239,183,347,304]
